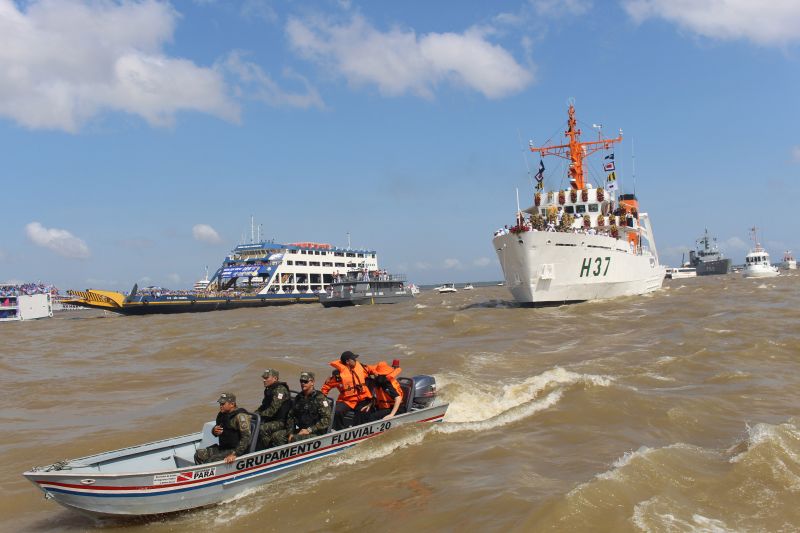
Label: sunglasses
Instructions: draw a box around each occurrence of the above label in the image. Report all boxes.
[299,379,310,384]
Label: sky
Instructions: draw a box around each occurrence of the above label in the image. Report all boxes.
[1,0,799,289]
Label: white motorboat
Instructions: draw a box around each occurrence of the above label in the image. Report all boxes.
[23,375,447,517]
[434,283,457,294]
[665,267,697,279]
[781,251,796,270]
[463,284,475,290]
[493,103,665,305]
[742,227,779,278]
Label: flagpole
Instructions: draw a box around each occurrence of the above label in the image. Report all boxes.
[517,130,533,189]
[631,137,636,196]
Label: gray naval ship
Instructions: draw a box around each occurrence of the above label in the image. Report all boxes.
[689,229,732,275]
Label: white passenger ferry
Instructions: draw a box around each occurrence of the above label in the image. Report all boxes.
[493,103,665,306]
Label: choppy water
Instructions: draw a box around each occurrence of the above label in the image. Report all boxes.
[1,273,799,532]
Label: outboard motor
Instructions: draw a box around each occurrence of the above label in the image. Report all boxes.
[411,375,437,409]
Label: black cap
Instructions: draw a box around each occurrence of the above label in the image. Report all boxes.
[340,350,359,363]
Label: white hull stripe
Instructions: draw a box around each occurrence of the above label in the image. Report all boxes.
[38,414,445,498]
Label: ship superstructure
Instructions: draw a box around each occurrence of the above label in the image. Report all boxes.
[493,103,665,305]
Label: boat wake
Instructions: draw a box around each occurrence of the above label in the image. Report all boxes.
[436,367,613,433]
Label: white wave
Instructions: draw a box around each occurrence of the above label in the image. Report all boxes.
[433,367,612,435]
[632,497,733,533]
[702,327,734,334]
[414,304,428,309]
[730,421,800,465]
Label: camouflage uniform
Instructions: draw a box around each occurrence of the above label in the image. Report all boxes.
[272,390,332,445]
[255,381,291,448]
[194,409,252,464]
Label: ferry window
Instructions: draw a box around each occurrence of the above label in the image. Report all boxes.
[323,262,333,267]
[564,206,574,214]
[576,205,586,214]
[335,262,345,267]
[287,261,294,265]
[541,209,547,215]
[588,204,599,212]
[357,253,364,258]
[309,262,320,266]
[296,261,307,266]
[335,252,343,257]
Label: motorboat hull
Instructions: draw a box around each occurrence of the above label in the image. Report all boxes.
[23,404,447,517]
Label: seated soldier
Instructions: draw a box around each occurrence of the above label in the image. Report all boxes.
[254,368,291,449]
[271,372,332,445]
[194,392,252,464]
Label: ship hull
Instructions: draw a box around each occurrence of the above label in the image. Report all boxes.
[320,293,413,307]
[694,258,732,276]
[68,294,319,315]
[493,231,665,305]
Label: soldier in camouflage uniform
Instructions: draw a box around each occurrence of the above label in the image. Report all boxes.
[194,392,252,464]
[254,368,291,449]
[271,372,332,445]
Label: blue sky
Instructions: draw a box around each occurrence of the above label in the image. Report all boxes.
[1,0,799,289]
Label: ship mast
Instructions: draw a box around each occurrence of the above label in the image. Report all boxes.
[529,104,622,190]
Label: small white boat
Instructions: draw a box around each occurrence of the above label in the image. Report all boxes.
[434,283,457,294]
[665,267,697,279]
[742,227,779,278]
[781,251,796,270]
[463,284,475,290]
[23,376,447,517]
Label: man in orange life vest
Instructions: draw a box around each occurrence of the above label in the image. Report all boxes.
[364,360,405,421]
[320,369,344,398]
[329,351,373,429]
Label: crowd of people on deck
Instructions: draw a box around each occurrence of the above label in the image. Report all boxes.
[0,283,59,298]
[194,351,405,465]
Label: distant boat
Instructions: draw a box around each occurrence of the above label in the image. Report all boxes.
[665,267,697,279]
[689,229,732,275]
[463,284,474,290]
[320,270,414,307]
[742,227,779,278]
[193,267,211,291]
[781,251,796,270]
[435,283,457,294]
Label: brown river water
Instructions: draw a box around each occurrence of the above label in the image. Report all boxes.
[1,273,799,532]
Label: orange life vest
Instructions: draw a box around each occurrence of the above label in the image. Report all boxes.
[365,361,404,410]
[329,360,373,408]
[320,375,343,396]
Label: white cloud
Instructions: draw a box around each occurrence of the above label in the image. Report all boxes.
[473,257,492,267]
[25,222,90,259]
[414,261,431,270]
[241,0,277,23]
[286,14,533,99]
[791,145,800,162]
[443,258,463,269]
[724,236,749,252]
[193,224,222,244]
[166,273,181,285]
[0,0,239,132]
[531,0,591,17]
[622,0,800,46]
[222,51,325,109]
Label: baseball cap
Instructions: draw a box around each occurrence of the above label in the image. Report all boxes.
[217,392,236,404]
[340,350,359,363]
[299,371,315,381]
[261,368,279,379]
